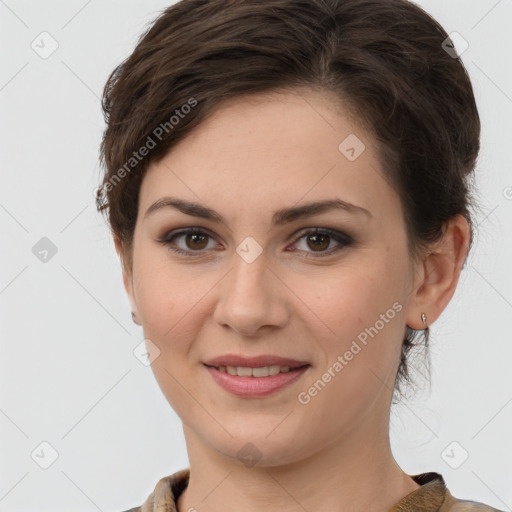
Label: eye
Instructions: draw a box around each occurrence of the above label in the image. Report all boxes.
[159,228,218,256]
[158,227,354,258]
[287,228,354,258]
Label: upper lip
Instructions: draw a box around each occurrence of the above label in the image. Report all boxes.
[204,354,310,369]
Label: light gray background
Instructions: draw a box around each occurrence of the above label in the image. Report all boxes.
[1,1,511,511]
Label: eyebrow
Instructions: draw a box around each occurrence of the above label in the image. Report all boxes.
[144,196,372,225]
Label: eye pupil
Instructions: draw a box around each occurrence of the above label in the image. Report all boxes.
[307,234,330,251]
[187,233,208,250]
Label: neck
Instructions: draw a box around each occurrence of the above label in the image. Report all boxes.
[177,408,419,512]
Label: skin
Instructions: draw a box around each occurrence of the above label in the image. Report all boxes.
[115,88,470,512]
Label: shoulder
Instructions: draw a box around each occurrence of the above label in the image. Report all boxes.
[394,472,505,512]
[117,469,190,512]
[441,488,505,512]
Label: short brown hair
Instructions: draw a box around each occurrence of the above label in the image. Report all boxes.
[97,0,481,399]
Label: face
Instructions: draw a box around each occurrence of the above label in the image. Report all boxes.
[121,88,421,466]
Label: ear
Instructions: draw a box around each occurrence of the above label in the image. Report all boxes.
[405,214,471,330]
[114,235,140,322]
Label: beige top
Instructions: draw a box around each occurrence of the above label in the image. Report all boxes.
[121,469,504,512]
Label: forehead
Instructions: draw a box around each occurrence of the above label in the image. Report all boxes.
[139,89,400,226]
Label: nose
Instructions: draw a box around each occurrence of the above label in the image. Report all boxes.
[213,249,289,337]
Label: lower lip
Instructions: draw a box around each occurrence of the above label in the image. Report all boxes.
[204,365,310,397]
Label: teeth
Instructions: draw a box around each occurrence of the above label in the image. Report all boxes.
[218,365,293,377]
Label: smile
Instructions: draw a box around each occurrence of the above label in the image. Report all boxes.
[206,364,306,377]
[204,364,311,397]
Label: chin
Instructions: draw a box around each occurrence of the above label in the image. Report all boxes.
[206,428,308,469]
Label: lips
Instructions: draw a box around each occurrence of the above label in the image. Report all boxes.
[205,364,310,397]
[203,354,310,369]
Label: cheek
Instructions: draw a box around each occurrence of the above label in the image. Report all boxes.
[296,274,405,436]
[132,254,208,412]
[299,257,406,395]
[132,248,192,345]
[299,258,406,342]
[133,239,193,312]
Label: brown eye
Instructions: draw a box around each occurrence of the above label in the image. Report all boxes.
[160,228,217,256]
[184,232,209,250]
[305,233,330,251]
[289,228,354,258]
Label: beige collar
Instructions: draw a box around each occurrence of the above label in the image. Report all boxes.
[137,469,493,512]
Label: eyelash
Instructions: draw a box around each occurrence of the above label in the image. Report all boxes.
[158,227,354,259]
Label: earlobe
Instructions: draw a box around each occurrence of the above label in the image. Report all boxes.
[405,215,470,330]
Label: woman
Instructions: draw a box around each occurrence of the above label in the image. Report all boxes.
[96,0,503,510]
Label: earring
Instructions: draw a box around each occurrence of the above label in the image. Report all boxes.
[421,312,428,330]
[131,311,141,326]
